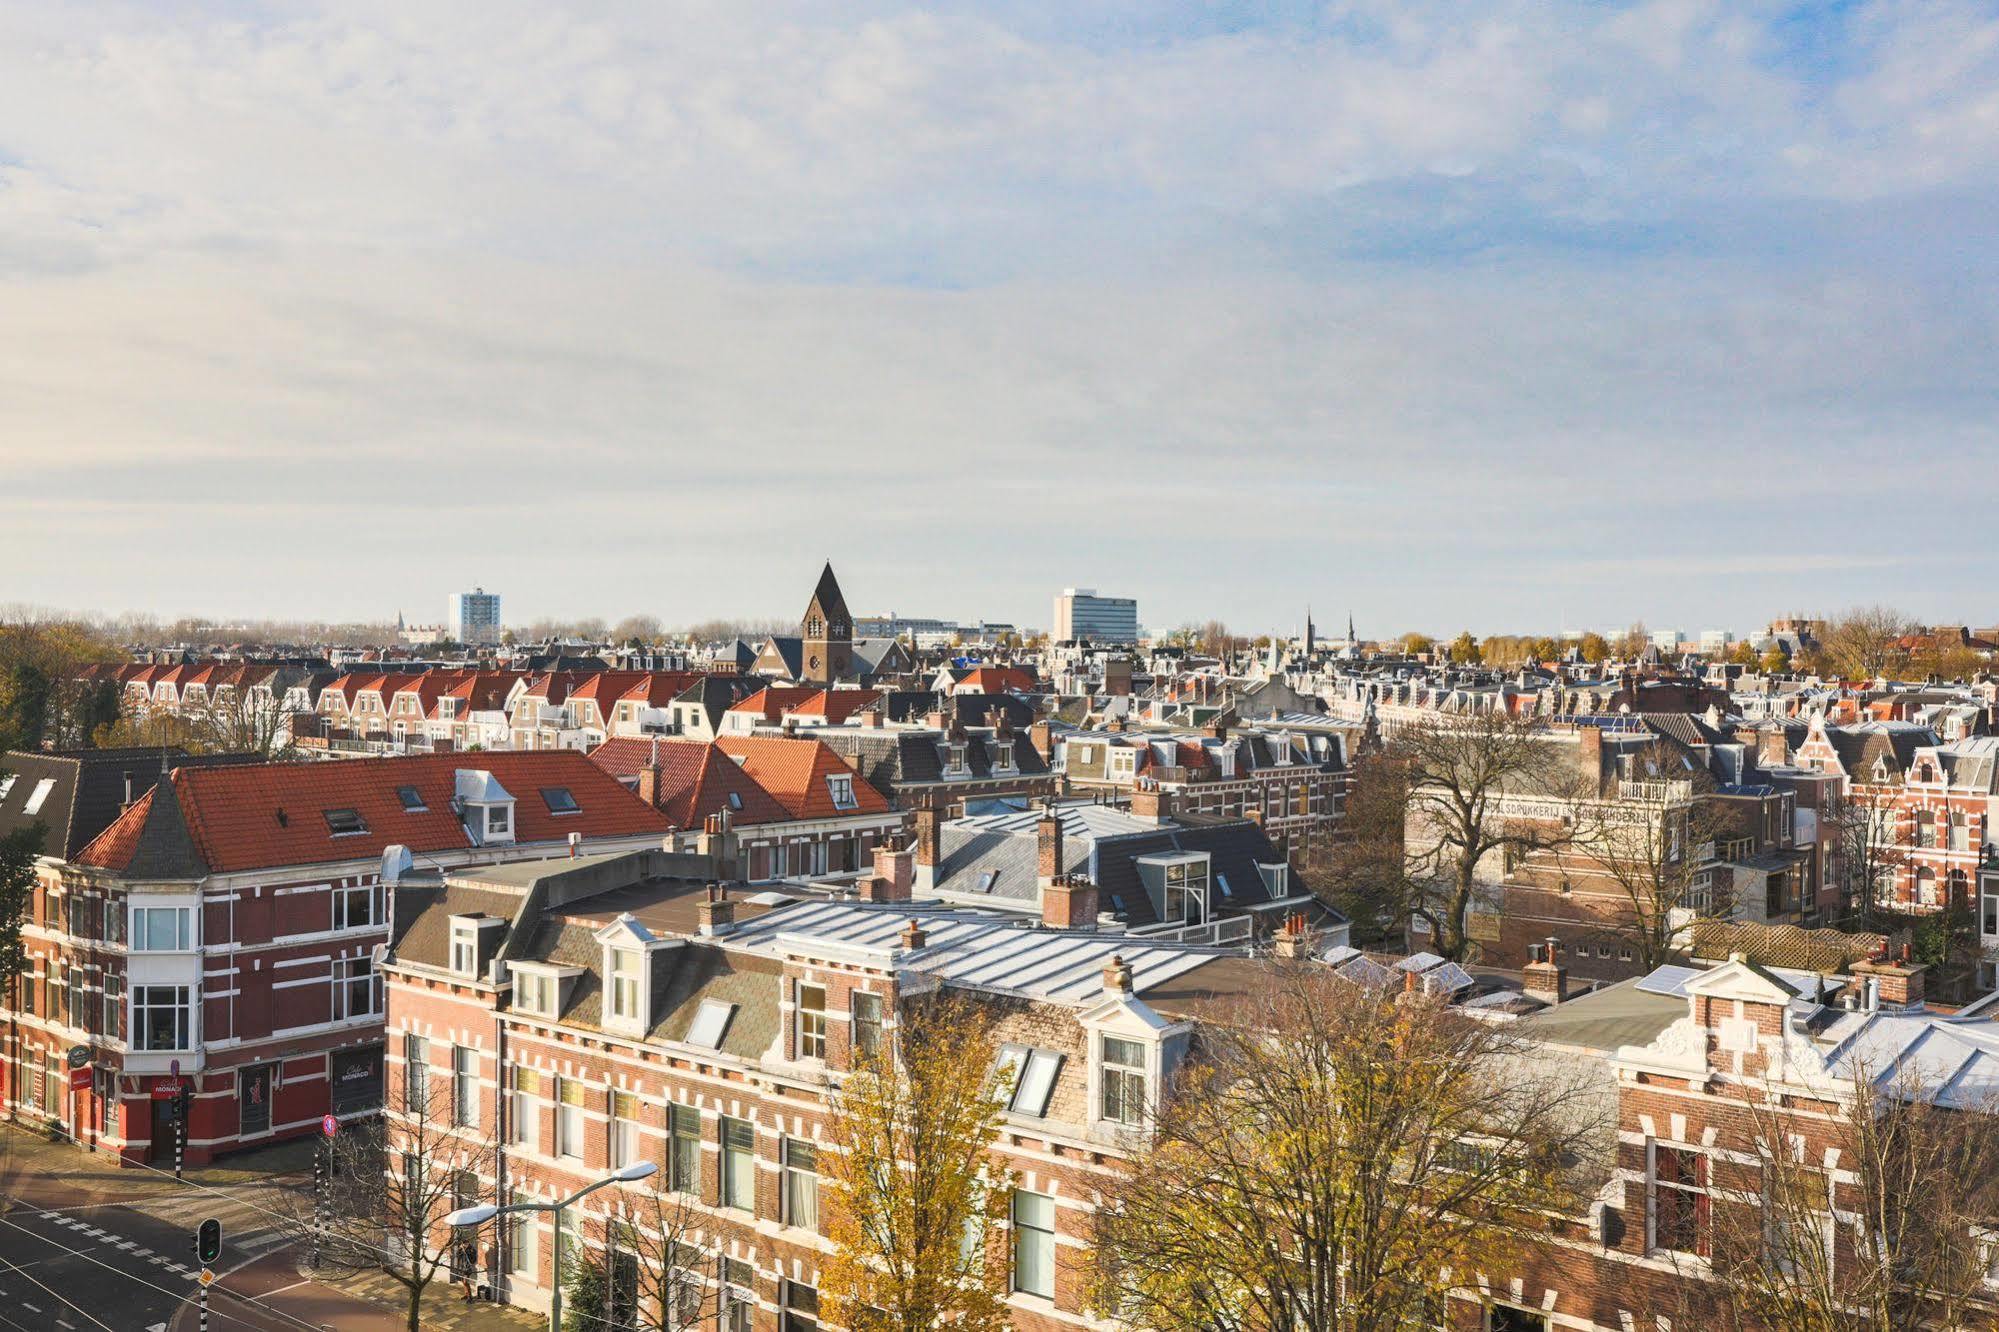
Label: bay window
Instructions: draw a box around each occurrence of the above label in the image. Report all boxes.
[133,985,192,1051]
[132,906,192,951]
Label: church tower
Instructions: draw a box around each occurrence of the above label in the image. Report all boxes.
[801,561,853,684]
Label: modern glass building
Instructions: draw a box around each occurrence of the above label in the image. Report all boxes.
[1052,588,1138,644]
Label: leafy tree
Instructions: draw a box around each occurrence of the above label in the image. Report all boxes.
[1818,605,1915,681]
[1759,644,1791,673]
[1577,632,1611,664]
[0,817,43,1001]
[1091,966,1610,1332]
[1446,631,1481,665]
[1724,641,1758,667]
[1400,632,1435,657]
[821,992,1014,1332]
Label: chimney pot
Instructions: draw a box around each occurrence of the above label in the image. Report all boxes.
[1103,954,1134,996]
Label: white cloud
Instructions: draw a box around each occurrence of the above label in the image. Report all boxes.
[0,0,1996,631]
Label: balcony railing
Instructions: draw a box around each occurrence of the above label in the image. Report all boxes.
[1619,779,1694,804]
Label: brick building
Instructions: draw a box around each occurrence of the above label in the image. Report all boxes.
[380,839,1274,1328]
[13,752,669,1165]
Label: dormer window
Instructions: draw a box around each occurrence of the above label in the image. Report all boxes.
[512,967,556,1017]
[487,806,510,836]
[1100,1035,1148,1127]
[608,948,643,1022]
[826,775,857,811]
[1165,858,1207,924]
[995,742,1015,771]
[450,923,477,976]
[948,743,968,774]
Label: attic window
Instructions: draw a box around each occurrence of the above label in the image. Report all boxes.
[727,791,743,812]
[541,787,579,815]
[994,1044,1064,1118]
[976,870,999,893]
[324,808,368,836]
[686,999,736,1050]
[396,785,427,812]
[827,774,857,811]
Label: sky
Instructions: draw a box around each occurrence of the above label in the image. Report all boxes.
[2,1,1997,638]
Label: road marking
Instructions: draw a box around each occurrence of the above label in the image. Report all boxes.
[18,1304,36,1314]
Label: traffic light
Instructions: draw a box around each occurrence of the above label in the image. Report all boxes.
[196,1218,221,1266]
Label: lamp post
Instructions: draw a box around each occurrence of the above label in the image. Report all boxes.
[445,1159,655,1332]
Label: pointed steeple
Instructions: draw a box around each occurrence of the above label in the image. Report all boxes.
[801,562,854,684]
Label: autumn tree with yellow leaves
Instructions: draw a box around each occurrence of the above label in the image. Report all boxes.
[820,990,1016,1332]
[1091,965,1612,1332]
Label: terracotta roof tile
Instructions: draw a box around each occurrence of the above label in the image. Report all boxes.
[75,751,667,876]
[715,735,893,820]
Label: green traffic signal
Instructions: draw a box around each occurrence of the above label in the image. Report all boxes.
[196,1218,221,1265]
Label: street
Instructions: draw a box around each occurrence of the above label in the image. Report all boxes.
[0,1130,308,1332]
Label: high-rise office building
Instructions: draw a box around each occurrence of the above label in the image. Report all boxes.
[1052,587,1138,644]
[450,587,502,644]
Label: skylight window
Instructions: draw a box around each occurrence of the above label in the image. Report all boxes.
[976,870,999,893]
[727,791,743,811]
[21,778,55,817]
[992,1043,1063,1117]
[540,787,579,815]
[324,808,368,836]
[396,785,427,812]
[686,999,736,1050]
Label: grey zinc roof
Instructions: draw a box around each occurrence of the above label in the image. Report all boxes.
[723,899,1235,1005]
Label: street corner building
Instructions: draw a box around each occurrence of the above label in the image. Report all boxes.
[4,749,672,1166]
[376,831,1317,1330]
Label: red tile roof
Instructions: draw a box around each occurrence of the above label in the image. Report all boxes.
[953,667,1037,695]
[589,738,791,828]
[75,751,668,876]
[786,688,882,724]
[716,736,893,821]
[724,686,820,724]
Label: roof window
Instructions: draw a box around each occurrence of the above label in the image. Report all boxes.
[396,785,427,812]
[21,778,55,817]
[686,999,736,1050]
[994,1043,1064,1118]
[727,791,743,812]
[541,787,579,815]
[324,808,368,836]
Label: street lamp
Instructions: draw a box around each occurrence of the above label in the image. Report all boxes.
[446,1159,657,1332]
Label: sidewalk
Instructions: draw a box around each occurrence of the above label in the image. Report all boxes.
[0,1114,318,1209]
[171,1249,542,1331]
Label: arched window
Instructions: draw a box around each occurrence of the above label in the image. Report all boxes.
[1915,865,1938,908]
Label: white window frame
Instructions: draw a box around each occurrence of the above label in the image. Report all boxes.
[131,905,193,952]
[609,948,643,1023]
[1099,1033,1149,1128]
[452,1045,479,1127]
[132,984,193,1052]
[450,924,477,977]
[333,955,380,1020]
[1011,1188,1056,1298]
[796,982,827,1060]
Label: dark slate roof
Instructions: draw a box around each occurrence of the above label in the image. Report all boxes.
[0,747,258,862]
[1091,820,1286,927]
[115,781,212,880]
[816,729,1050,798]
[392,882,526,965]
[759,637,805,679]
[1827,723,1936,778]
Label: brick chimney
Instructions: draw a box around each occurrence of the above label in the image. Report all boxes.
[861,838,914,903]
[1037,811,1065,887]
[1028,719,1054,761]
[1272,911,1310,959]
[698,882,735,936]
[923,707,948,730]
[635,752,667,804]
[911,807,942,892]
[1041,874,1099,931]
[1130,780,1171,824]
[1577,725,1605,789]
[1760,729,1789,766]
[1851,949,1926,1009]
[900,918,928,952]
[1102,954,1133,996]
[699,810,738,878]
[1522,938,1568,1005]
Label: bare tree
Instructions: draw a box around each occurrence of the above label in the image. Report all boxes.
[1302,749,1415,946]
[1703,1068,1999,1332]
[1091,965,1611,1332]
[1395,711,1580,960]
[285,1066,497,1332]
[1564,744,1730,972]
[1828,793,1906,933]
